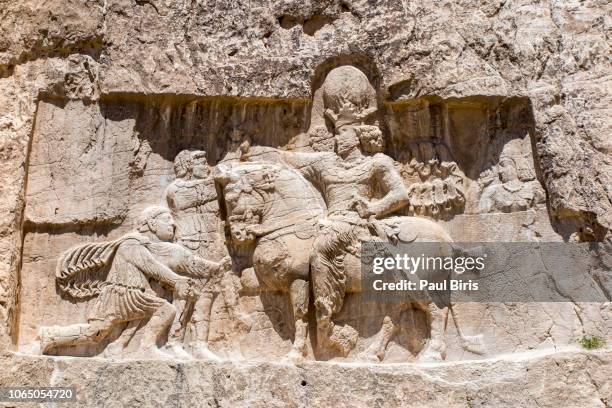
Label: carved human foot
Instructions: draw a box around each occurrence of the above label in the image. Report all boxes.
[190,342,222,361]
[102,342,125,359]
[163,342,193,360]
[39,324,88,355]
[123,346,173,360]
[38,326,57,355]
[358,316,396,362]
[357,349,382,363]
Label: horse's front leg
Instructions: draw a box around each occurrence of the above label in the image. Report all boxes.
[285,278,309,362]
[311,249,359,357]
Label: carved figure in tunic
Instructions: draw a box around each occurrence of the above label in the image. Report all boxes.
[165,150,234,359]
[166,150,227,260]
[39,206,223,358]
[479,155,545,213]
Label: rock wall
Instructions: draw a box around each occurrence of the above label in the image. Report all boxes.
[2,0,611,347]
[0,0,610,405]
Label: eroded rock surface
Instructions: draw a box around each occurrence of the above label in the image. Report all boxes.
[1,351,610,407]
[0,0,610,405]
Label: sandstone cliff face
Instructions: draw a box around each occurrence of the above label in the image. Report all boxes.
[0,0,610,396]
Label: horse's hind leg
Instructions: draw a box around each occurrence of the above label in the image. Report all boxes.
[418,302,448,361]
[448,304,486,355]
[285,278,309,361]
[359,315,397,362]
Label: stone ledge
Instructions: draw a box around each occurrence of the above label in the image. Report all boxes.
[1,349,609,407]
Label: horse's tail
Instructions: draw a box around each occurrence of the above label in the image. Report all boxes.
[56,238,124,299]
[448,303,486,355]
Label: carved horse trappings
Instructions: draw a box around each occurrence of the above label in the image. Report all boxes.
[215,162,326,360]
[215,161,484,361]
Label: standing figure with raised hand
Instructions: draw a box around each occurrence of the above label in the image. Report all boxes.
[165,149,239,359]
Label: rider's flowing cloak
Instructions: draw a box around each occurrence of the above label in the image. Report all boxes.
[56,235,132,299]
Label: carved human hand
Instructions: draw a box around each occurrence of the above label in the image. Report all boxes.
[351,194,375,218]
[219,256,233,272]
[174,278,196,300]
[245,224,264,238]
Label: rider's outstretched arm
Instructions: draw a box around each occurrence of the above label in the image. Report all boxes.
[369,156,410,218]
[244,146,330,182]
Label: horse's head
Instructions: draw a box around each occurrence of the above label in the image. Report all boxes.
[215,163,279,244]
[215,159,327,247]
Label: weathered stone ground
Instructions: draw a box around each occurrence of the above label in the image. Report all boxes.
[0,349,610,408]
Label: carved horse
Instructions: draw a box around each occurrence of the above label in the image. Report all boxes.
[215,161,483,361]
[215,161,325,360]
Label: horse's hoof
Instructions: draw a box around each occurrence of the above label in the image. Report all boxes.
[329,324,359,357]
[418,346,445,362]
[358,351,381,363]
[418,339,446,362]
[190,342,222,361]
[418,351,443,362]
[282,349,306,364]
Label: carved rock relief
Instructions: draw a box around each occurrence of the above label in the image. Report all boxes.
[16,64,601,364]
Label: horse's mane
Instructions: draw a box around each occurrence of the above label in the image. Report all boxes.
[230,161,327,213]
